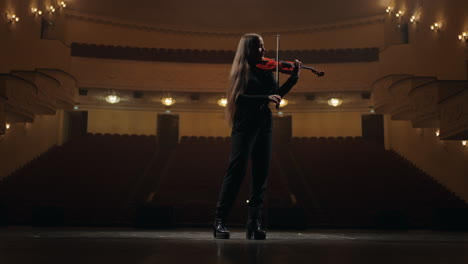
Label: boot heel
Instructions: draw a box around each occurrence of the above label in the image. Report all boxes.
[246,229,253,240]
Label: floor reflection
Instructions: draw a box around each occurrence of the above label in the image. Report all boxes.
[0,228,467,264]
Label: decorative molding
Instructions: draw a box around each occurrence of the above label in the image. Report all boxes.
[65,10,386,36]
[75,88,372,113]
[37,68,78,110]
[438,81,468,140]
[408,79,439,128]
[371,74,412,114]
[389,76,436,121]
[10,71,60,115]
[71,43,379,64]
[0,74,37,123]
[0,97,5,135]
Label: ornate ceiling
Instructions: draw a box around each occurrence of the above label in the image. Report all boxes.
[64,0,391,32]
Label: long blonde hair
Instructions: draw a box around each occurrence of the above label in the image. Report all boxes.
[226,33,262,126]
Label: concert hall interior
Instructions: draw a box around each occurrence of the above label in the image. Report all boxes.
[0,0,467,263]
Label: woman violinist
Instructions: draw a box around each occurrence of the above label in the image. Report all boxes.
[214,33,302,240]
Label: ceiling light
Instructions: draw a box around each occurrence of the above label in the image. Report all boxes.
[217,98,227,107]
[327,98,342,107]
[162,97,176,106]
[279,99,288,108]
[105,94,121,104]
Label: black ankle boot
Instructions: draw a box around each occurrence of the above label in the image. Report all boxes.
[246,207,266,240]
[213,209,230,239]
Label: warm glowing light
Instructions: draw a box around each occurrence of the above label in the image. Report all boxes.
[328,98,343,107]
[48,6,56,13]
[458,32,467,42]
[32,8,43,16]
[60,1,67,8]
[279,99,288,107]
[162,97,176,106]
[105,94,121,104]
[217,98,227,107]
[8,14,20,23]
[430,22,441,31]
[462,140,467,147]
[435,129,440,137]
[386,6,393,13]
[410,15,417,23]
[6,123,11,129]
[395,11,404,18]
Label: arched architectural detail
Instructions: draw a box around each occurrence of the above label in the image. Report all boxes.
[389,76,436,121]
[10,71,61,115]
[408,80,440,128]
[438,81,468,140]
[0,74,37,123]
[65,10,386,36]
[37,68,78,110]
[371,74,412,114]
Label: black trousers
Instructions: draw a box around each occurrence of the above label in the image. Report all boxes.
[216,105,273,216]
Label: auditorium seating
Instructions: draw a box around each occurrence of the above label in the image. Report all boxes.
[0,133,156,225]
[290,136,467,228]
[1,135,466,229]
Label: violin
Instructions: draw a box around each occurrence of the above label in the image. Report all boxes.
[256,57,325,77]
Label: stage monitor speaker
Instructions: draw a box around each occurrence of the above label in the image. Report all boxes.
[273,115,292,148]
[157,114,179,149]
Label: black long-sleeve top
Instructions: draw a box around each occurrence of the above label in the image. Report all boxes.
[236,66,299,106]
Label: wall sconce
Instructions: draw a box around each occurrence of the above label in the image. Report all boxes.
[105,94,121,104]
[6,123,11,130]
[327,98,342,107]
[279,99,288,108]
[386,6,393,13]
[31,8,43,16]
[458,32,467,42]
[430,22,442,32]
[161,96,176,106]
[395,10,404,18]
[47,6,56,14]
[217,98,227,107]
[59,1,67,8]
[435,129,440,137]
[6,13,20,24]
[409,15,418,23]
[462,140,467,147]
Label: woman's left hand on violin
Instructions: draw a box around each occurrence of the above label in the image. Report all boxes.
[291,59,302,77]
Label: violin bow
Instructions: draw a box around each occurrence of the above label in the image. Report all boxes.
[276,34,280,92]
